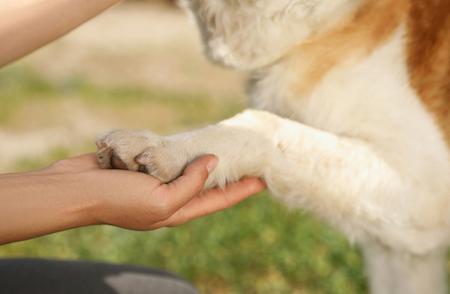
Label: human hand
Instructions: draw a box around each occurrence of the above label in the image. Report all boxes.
[45,153,266,230]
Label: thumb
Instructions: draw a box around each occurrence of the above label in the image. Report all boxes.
[158,154,218,209]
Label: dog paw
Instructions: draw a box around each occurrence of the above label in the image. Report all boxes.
[96,130,188,183]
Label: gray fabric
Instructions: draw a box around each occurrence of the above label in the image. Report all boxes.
[0,258,198,294]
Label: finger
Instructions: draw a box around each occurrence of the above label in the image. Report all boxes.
[161,177,266,227]
[72,153,99,164]
[47,153,100,171]
[155,155,218,210]
[74,153,107,170]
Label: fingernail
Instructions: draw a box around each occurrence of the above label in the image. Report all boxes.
[206,157,218,173]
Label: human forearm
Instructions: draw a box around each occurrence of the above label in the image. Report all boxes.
[0,170,97,244]
[0,172,93,244]
[0,0,122,66]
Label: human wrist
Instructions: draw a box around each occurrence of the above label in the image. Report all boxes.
[29,167,104,230]
[41,155,119,228]
[51,169,105,228]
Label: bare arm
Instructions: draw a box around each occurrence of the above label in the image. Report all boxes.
[0,154,265,245]
[0,0,122,66]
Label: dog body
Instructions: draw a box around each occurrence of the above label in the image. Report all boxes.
[97,1,450,292]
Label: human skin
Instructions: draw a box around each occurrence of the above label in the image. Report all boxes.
[0,0,122,66]
[0,154,265,245]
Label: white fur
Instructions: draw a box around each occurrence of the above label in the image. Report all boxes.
[97,1,450,293]
[180,0,360,69]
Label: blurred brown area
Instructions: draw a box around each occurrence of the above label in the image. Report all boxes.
[134,0,178,6]
[21,1,243,96]
[0,1,245,170]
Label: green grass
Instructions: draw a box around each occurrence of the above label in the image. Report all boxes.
[0,184,366,294]
[0,199,367,294]
[0,65,369,293]
[0,65,243,130]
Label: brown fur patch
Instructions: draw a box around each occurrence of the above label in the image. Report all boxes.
[291,0,408,96]
[407,0,450,147]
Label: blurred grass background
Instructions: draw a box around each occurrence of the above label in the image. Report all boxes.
[0,2,442,294]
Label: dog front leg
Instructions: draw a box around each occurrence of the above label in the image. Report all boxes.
[97,109,409,226]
